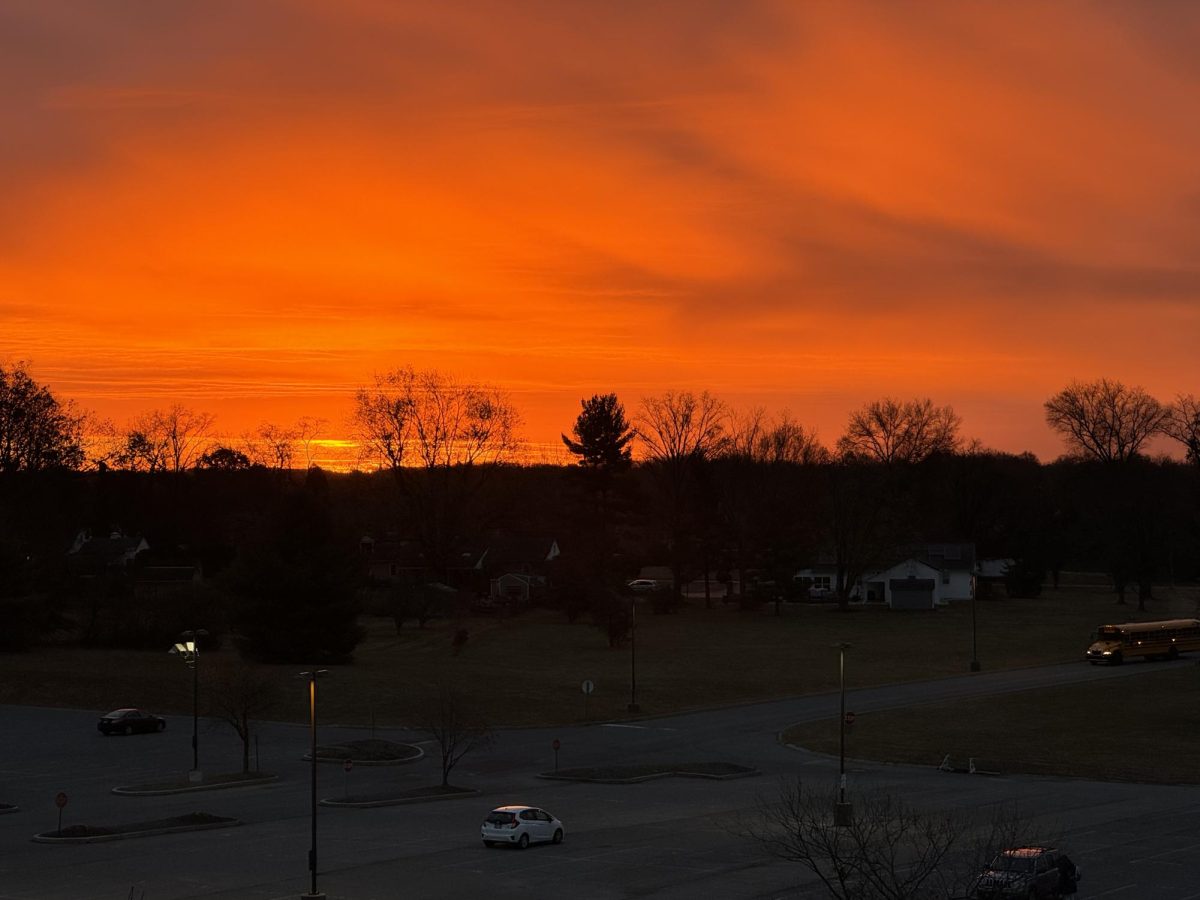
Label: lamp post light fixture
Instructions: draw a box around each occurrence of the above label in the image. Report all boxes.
[169,628,208,779]
[833,641,853,827]
[299,669,329,900]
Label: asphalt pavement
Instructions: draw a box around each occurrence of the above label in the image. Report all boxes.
[2,659,1198,899]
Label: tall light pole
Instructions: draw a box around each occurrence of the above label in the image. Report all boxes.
[627,596,639,713]
[970,590,981,672]
[170,628,208,779]
[834,641,852,826]
[300,669,328,900]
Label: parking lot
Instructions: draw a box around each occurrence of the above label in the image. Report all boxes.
[4,661,1200,898]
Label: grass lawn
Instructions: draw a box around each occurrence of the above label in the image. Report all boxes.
[1,586,1196,736]
[782,665,1200,784]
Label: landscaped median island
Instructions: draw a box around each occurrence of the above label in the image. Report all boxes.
[33,812,240,843]
[309,738,422,764]
[113,771,277,796]
[541,762,758,783]
[1,803,18,814]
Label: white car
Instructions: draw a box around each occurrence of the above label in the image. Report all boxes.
[481,805,565,849]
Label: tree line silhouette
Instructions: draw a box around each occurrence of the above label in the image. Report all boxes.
[0,361,1197,662]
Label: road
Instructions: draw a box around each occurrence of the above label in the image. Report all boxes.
[1,659,1197,899]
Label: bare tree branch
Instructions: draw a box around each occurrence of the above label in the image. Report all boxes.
[739,779,1054,900]
[1163,394,1200,465]
[837,398,961,464]
[1044,379,1167,462]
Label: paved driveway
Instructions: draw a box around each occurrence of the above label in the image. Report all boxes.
[2,660,1197,898]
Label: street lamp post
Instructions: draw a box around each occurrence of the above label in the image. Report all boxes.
[170,628,208,780]
[300,669,328,900]
[970,592,981,672]
[627,596,639,713]
[834,641,853,826]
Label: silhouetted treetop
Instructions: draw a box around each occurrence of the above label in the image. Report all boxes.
[198,446,252,470]
[636,390,730,464]
[0,362,85,472]
[1164,394,1200,465]
[836,397,961,463]
[1044,378,1167,462]
[354,367,520,469]
[562,393,634,472]
[727,409,829,465]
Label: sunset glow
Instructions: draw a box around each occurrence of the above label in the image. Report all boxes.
[3,1,1198,463]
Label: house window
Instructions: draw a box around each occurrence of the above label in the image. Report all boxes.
[942,571,950,585]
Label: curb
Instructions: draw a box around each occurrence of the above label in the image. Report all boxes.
[538,767,759,784]
[320,788,480,808]
[112,775,279,796]
[32,818,241,844]
[0,805,19,815]
[304,746,424,766]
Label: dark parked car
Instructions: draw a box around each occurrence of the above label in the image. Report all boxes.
[98,708,166,736]
[975,846,1078,899]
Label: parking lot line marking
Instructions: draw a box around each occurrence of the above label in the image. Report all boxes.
[1129,840,1200,862]
[1089,884,1138,897]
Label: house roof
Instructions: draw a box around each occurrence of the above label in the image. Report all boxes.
[920,542,976,570]
[482,535,560,569]
[869,558,941,581]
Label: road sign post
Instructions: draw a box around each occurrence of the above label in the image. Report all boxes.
[552,738,560,772]
[581,679,594,720]
[343,759,352,799]
[54,791,67,836]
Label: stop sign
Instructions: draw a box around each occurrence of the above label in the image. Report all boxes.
[55,791,68,809]
[343,759,353,773]
[844,711,856,727]
[552,739,561,751]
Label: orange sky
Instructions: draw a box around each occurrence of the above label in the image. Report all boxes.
[2,0,1198,465]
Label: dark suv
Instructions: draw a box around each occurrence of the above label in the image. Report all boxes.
[975,847,1075,899]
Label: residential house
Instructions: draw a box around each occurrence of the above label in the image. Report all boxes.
[66,530,148,578]
[797,542,978,609]
[485,535,560,604]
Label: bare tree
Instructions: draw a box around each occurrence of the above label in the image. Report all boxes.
[636,391,730,608]
[354,368,521,578]
[415,684,493,787]
[120,405,215,472]
[837,398,961,464]
[355,367,519,470]
[118,425,169,472]
[728,408,829,465]
[637,390,730,464]
[825,460,898,610]
[1044,379,1167,463]
[207,660,282,773]
[252,422,298,470]
[296,416,326,469]
[741,779,1052,900]
[1163,394,1200,465]
[0,362,85,472]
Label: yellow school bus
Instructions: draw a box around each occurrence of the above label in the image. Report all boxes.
[1085,618,1200,665]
